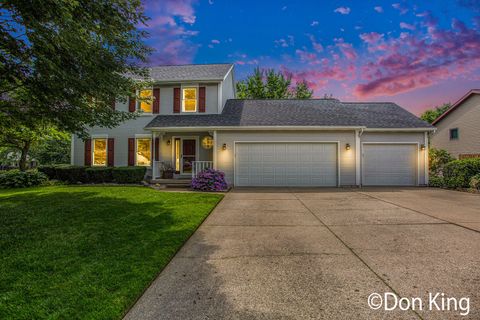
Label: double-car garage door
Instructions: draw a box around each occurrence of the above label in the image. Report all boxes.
[234,142,418,187]
[235,142,338,187]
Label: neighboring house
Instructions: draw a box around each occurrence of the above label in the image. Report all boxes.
[72,63,434,187]
[431,89,480,159]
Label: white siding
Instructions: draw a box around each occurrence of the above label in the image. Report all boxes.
[220,67,235,112]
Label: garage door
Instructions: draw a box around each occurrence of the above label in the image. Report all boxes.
[362,144,417,186]
[235,142,337,187]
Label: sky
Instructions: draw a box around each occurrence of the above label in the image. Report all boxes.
[141,0,480,115]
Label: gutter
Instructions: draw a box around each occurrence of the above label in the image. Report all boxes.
[144,126,366,132]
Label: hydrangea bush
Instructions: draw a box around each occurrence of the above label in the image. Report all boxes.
[191,168,228,191]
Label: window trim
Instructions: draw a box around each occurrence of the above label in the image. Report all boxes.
[91,135,108,167]
[181,84,198,113]
[137,88,153,114]
[449,128,459,140]
[135,134,153,166]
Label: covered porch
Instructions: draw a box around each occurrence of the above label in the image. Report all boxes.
[150,131,217,180]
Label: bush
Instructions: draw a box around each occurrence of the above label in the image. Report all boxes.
[53,165,87,183]
[112,166,146,183]
[443,158,480,188]
[428,175,445,188]
[0,169,48,188]
[85,167,113,183]
[191,168,228,191]
[429,148,454,176]
[470,174,480,191]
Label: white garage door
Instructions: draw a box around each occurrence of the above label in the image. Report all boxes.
[362,144,417,186]
[235,142,338,187]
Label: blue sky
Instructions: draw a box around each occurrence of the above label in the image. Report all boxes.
[142,0,480,114]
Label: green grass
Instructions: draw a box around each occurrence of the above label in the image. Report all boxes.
[0,186,223,320]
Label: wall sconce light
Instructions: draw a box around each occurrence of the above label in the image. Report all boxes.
[166,140,171,146]
[345,143,351,150]
[420,144,425,150]
[222,143,227,150]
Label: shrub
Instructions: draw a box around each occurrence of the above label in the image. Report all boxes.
[112,166,146,183]
[0,169,48,188]
[443,158,480,188]
[428,175,445,188]
[54,165,87,183]
[470,174,480,191]
[85,167,113,183]
[429,148,454,176]
[191,168,228,191]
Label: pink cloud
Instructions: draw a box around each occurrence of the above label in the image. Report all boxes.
[334,7,351,15]
[392,3,409,15]
[400,22,416,30]
[374,6,383,13]
[335,38,357,60]
[308,35,324,52]
[211,39,220,44]
[359,32,384,44]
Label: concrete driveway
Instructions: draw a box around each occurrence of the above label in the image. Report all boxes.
[124,188,480,320]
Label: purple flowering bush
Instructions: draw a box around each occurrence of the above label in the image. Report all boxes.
[191,168,228,191]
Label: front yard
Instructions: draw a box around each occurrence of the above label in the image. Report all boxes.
[0,186,223,319]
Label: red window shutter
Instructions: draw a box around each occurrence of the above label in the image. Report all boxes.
[199,87,206,113]
[153,88,160,114]
[128,90,136,112]
[154,137,160,161]
[128,138,135,166]
[107,138,114,167]
[173,87,180,113]
[84,139,92,166]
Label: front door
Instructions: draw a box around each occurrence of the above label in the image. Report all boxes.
[181,139,196,174]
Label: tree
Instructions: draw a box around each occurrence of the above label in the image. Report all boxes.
[420,103,451,123]
[236,67,313,99]
[30,130,71,165]
[0,0,151,137]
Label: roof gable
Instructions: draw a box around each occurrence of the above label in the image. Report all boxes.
[432,89,480,125]
[146,64,233,82]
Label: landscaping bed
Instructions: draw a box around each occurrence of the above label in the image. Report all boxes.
[0,186,223,319]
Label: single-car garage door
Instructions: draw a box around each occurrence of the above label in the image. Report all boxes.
[362,144,417,186]
[235,142,338,187]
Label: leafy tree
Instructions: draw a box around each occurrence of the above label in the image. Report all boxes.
[420,103,451,123]
[30,130,71,165]
[0,0,151,137]
[236,67,313,99]
[429,148,454,176]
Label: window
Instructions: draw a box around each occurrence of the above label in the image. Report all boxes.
[138,89,153,113]
[93,138,107,166]
[449,128,459,140]
[182,87,197,112]
[136,138,152,166]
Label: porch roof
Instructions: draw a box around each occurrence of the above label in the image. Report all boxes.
[145,99,433,130]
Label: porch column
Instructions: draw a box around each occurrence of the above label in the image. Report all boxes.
[355,129,361,186]
[152,131,157,179]
[213,130,218,170]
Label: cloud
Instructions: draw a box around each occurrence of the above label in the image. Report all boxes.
[311,21,319,26]
[334,38,357,60]
[211,39,220,44]
[374,6,384,13]
[308,35,324,52]
[359,32,384,44]
[281,5,287,11]
[274,35,295,48]
[400,22,416,30]
[392,3,409,15]
[334,7,351,15]
[354,14,480,97]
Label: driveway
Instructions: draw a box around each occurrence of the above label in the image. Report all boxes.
[124,188,480,320]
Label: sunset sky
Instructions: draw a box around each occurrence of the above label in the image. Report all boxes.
[141,0,480,115]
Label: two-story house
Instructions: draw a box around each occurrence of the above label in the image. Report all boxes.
[431,89,480,159]
[72,63,434,187]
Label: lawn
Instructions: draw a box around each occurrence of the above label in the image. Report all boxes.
[0,186,223,320]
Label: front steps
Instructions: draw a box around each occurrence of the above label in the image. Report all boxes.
[150,178,191,188]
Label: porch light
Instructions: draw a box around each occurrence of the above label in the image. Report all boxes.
[222,143,227,150]
[420,144,425,150]
[345,143,351,150]
[166,139,171,146]
[201,136,214,149]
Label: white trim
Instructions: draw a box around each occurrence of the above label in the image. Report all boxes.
[233,141,340,187]
[424,132,429,185]
[135,136,153,167]
[181,84,199,113]
[213,130,218,170]
[363,128,435,132]
[70,134,75,165]
[355,130,361,186]
[135,133,153,138]
[171,136,200,175]
[361,142,420,186]
[148,126,365,132]
[91,136,108,167]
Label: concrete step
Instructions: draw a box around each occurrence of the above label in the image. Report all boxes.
[151,178,191,188]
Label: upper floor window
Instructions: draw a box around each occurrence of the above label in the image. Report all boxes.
[182,87,197,112]
[138,89,153,113]
[449,128,459,140]
[93,138,107,166]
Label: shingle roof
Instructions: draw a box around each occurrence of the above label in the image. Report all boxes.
[145,99,433,129]
[147,64,233,82]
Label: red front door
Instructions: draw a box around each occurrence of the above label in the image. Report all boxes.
[182,139,196,173]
